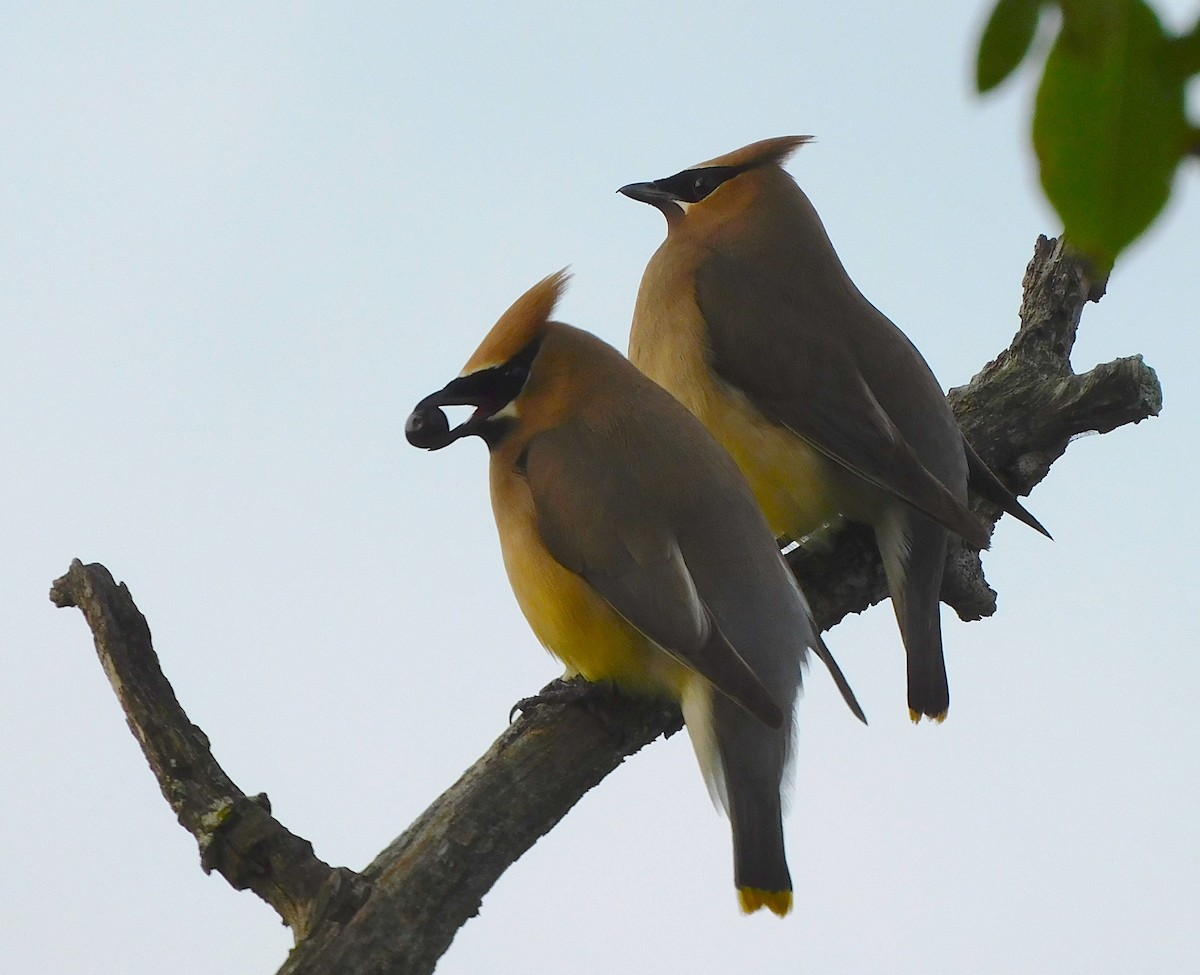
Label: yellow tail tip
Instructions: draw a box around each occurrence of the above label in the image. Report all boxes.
[909,708,949,725]
[739,887,793,917]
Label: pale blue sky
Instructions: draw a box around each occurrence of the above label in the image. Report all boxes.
[3,3,1197,973]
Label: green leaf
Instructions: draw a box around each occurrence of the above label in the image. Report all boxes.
[1033,0,1190,273]
[1174,16,1200,76]
[976,0,1046,92]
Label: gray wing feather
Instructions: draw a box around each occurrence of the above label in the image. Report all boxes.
[696,245,990,550]
[525,426,784,728]
[962,435,1052,538]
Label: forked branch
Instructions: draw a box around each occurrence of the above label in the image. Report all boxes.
[52,236,1161,975]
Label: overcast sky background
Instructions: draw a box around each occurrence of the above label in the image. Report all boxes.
[3,3,1197,973]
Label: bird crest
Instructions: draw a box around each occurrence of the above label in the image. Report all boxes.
[695,135,812,171]
[462,269,571,374]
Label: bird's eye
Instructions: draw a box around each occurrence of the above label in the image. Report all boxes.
[693,173,717,198]
[661,166,738,206]
[505,363,529,385]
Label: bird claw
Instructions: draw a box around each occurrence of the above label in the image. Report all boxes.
[509,678,626,743]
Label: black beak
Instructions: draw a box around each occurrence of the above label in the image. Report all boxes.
[617,180,678,207]
[618,180,684,224]
[405,376,499,451]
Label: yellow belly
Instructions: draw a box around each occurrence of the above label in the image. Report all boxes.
[702,385,844,540]
[630,288,844,541]
[489,460,690,700]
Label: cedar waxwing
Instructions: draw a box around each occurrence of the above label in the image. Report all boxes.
[619,137,1049,723]
[406,271,865,916]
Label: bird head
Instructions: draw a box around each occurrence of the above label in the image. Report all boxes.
[405,270,569,451]
[618,135,811,227]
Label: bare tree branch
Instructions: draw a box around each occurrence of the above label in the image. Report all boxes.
[48,560,370,940]
[49,558,679,974]
[279,685,681,975]
[791,235,1160,630]
[51,236,1163,974]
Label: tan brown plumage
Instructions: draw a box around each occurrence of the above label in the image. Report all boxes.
[620,139,1048,722]
[406,271,865,914]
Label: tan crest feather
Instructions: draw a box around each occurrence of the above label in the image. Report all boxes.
[461,269,571,374]
[695,135,813,170]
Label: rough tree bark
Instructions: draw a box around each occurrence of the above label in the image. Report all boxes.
[50,237,1161,975]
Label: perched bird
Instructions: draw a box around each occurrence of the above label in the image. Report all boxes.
[406,271,865,915]
[620,137,1048,723]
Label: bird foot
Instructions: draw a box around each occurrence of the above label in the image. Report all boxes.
[510,677,626,742]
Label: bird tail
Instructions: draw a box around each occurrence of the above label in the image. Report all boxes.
[729,778,793,916]
[739,885,793,917]
[878,508,950,722]
[713,694,794,915]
